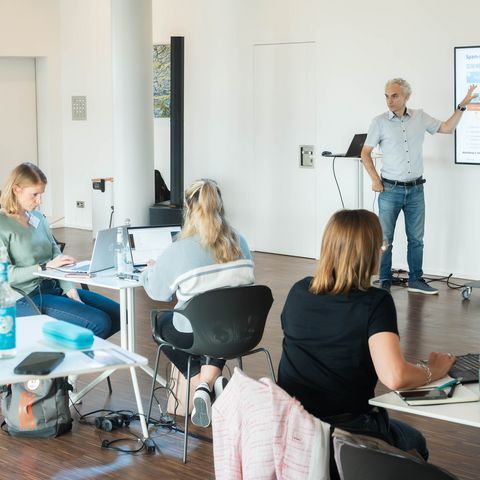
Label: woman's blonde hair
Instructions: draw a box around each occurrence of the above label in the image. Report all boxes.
[310,209,383,295]
[180,179,242,263]
[0,162,47,215]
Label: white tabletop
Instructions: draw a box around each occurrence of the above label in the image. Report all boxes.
[0,315,147,385]
[35,268,142,291]
[370,384,480,428]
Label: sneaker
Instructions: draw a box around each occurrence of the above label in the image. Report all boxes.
[408,278,439,295]
[68,375,82,405]
[191,383,212,427]
[380,280,391,292]
[213,376,228,400]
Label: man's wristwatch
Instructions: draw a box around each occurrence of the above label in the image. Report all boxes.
[40,262,47,271]
[457,104,467,111]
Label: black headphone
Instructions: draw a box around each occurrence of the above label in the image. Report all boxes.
[95,413,130,432]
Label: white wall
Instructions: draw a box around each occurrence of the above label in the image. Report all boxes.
[0,57,37,183]
[1,0,480,277]
[0,0,62,218]
[151,0,480,279]
[59,0,113,229]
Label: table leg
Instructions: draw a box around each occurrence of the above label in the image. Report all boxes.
[126,287,135,352]
[119,289,128,349]
[70,368,116,404]
[130,366,149,439]
[124,286,166,385]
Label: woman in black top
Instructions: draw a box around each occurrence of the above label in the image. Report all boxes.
[278,209,455,460]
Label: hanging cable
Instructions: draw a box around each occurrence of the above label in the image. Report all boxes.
[332,157,345,208]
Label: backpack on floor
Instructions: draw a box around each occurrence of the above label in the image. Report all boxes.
[1,377,73,437]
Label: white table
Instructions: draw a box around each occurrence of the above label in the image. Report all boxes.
[2,315,150,438]
[370,384,480,428]
[35,268,164,384]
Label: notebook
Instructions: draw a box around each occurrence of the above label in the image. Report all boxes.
[56,227,117,274]
[395,380,479,406]
[324,133,367,158]
[127,225,181,270]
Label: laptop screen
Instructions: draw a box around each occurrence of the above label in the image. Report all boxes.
[127,226,181,267]
[345,133,367,158]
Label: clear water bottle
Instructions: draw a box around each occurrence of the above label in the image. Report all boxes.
[123,219,133,274]
[0,246,16,359]
[115,227,127,276]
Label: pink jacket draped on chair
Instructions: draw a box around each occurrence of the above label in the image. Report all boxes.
[212,368,330,480]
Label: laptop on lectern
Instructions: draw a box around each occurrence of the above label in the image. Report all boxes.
[325,133,368,158]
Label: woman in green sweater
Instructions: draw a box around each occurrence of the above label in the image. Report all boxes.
[0,163,120,339]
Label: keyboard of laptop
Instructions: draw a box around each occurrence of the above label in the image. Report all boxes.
[448,353,479,383]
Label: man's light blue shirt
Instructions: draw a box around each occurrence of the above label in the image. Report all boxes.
[365,108,442,181]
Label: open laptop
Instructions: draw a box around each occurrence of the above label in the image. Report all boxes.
[127,225,181,271]
[57,227,117,274]
[448,353,479,383]
[323,133,367,158]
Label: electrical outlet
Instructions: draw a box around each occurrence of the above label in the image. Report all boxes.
[76,201,85,208]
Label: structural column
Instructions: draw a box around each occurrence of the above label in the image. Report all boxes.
[111,0,153,226]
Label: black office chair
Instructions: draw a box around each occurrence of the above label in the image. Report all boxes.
[147,284,275,463]
[333,428,458,480]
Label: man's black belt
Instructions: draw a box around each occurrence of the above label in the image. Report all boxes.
[382,177,426,187]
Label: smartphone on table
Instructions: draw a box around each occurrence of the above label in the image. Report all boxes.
[13,351,65,375]
[398,389,448,401]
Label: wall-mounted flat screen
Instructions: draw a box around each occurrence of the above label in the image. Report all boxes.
[455,46,480,165]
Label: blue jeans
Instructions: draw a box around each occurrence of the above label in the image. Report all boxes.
[334,408,429,460]
[379,182,425,283]
[16,279,120,339]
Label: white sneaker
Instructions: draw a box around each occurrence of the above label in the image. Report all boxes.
[191,383,212,427]
[68,375,82,405]
[213,376,228,400]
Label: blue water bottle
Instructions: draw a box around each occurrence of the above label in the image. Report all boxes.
[0,246,16,359]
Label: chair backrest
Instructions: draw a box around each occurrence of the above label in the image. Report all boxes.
[177,285,273,359]
[333,429,458,480]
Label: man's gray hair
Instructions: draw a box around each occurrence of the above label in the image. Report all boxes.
[386,78,412,99]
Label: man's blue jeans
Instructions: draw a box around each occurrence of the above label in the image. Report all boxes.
[378,183,425,283]
[16,279,120,339]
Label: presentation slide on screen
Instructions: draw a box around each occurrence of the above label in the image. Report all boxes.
[455,46,480,164]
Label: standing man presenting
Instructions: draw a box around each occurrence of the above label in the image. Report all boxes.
[362,79,477,294]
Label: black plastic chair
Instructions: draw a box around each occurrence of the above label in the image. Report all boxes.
[333,428,458,480]
[147,284,275,463]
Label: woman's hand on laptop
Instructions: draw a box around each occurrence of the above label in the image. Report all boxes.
[426,351,456,381]
[147,259,156,267]
[47,254,77,269]
[66,288,83,303]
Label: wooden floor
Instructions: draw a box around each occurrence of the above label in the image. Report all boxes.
[2,227,480,479]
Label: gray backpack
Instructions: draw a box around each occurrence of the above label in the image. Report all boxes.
[1,377,73,437]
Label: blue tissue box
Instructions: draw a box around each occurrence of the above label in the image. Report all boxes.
[42,320,94,349]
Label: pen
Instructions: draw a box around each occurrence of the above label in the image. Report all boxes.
[436,377,462,391]
[447,382,458,398]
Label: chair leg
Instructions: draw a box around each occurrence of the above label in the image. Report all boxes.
[261,348,276,382]
[183,355,192,463]
[237,357,243,370]
[147,345,163,426]
[238,347,277,382]
[106,376,113,394]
